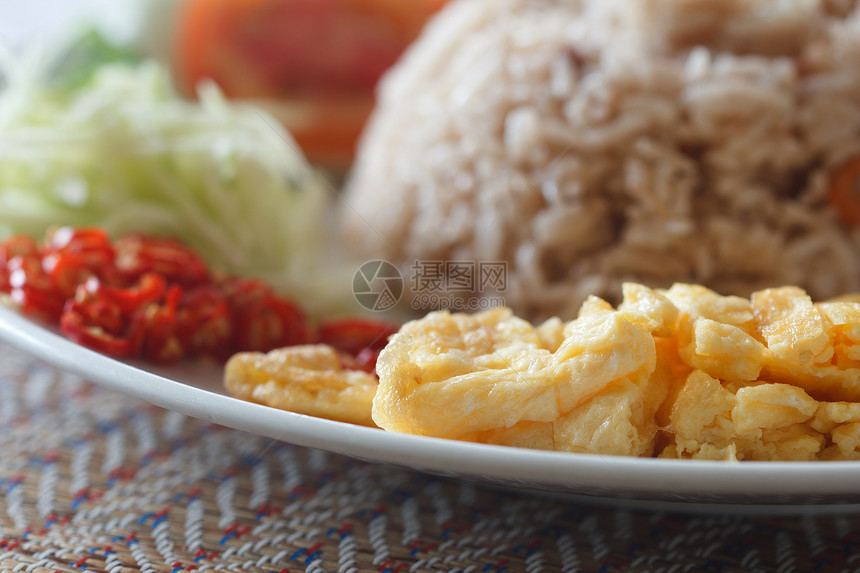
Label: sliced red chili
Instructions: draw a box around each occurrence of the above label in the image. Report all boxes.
[46,227,112,254]
[1,234,42,293]
[353,347,380,374]
[218,276,274,309]
[115,235,209,287]
[10,286,66,322]
[42,253,96,299]
[1,228,354,365]
[60,288,130,357]
[0,235,40,267]
[83,273,167,315]
[316,318,398,357]
[66,287,126,336]
[177,285,232,358]
[130,285,185,364]
[60,310,133,357]
[233,295,308,353]
[42,227,117,296]
[221,276,307,352]
[6,256,65,321]
[270,297,309,348]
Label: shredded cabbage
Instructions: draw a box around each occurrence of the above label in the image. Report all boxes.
[0,55,346,313]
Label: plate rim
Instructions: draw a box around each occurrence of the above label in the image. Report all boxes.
[2,303,860,501]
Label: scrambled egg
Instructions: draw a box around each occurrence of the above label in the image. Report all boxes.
[657,285,860,461]
[374,283,860,460]
[372,305,666,457]
[224,283,860,461]
[224,345,378,427]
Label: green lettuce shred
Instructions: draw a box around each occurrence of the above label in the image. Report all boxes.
[0,56,349,313]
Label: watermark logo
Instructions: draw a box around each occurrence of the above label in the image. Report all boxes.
[354,259,508,312]
[353,260,404,312]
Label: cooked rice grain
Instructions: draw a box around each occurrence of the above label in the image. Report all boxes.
[344,0,860,320]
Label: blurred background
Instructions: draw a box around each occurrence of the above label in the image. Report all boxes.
[0,0,131,48]
[0,0,446,167]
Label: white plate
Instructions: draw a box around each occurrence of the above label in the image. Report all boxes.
[2,303,860,513]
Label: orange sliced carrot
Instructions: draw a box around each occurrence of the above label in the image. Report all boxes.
[172,0,449,165]
[828,156,860,227]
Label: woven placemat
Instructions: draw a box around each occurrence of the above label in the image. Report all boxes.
[0,342,856,573]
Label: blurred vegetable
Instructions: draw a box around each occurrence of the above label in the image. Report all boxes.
[50,28,142,91]
[173,0,448,165]
[0,56,338,309]
[828,156,860,227]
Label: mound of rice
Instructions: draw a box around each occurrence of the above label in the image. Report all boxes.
[343,0,860,320]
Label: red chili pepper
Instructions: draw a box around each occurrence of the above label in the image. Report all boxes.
[353,347,380,373]
[130,285,185,364]
[316,318,398,357]
[42,253,98,299]
[177,285,232,358]
[6,256,65,321]
[46,227,113,254]
[60,289,131,357]
[0,234,40,267]
[45,228,115,272]
[9,286,66,323]
[60,314,132,356]
[233,295,308,353]
[115,234,209,287]
[0,235,41,293]
[218,276,274,309]
[221,276,306,352]
[42,228,117,297]
[1,228,388,367]
[65,287,126,336]
[83,273,168,315]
